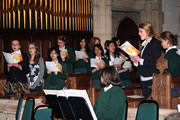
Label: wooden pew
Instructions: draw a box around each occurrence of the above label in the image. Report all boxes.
[90,87,101,105]
[89,73,144,107]
[152,73,180,109]
[67,73,91,90]
[170,77,180,109]
[0,74,7,97]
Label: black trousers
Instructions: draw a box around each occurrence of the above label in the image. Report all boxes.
[141,80,152,98]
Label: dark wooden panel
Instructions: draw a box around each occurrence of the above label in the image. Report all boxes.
[21,40,29,53]
[0,39,3,73]
[33,40,42,56]
[68,73,91,90]
[0,30,93,76]
[42,40,51,60]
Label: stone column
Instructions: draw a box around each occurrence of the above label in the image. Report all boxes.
[92,0,112,47]
[140,1,163,34]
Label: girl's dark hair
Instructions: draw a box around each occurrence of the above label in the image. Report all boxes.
[104,40,111,49]
[101,66,120,86]
[78,37,89,53]
[57,35,67,42]
[48,47,60,61]
[111,37,120,43]
[28,42,40,63]
[94,44,104,56]
[160,31,178,45]
[80,37,88,45]
[117,47,127,57]
[11,39,21,45]
[105,41,119,60]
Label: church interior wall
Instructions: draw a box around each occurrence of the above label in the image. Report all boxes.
[162,0,180,48]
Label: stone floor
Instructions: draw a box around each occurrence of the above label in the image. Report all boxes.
[0,98,43,120]
[0,98,178,120]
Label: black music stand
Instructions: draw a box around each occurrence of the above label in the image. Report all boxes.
[45,95,95,120]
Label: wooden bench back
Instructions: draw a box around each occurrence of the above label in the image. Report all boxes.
[152,73,172,108]
[152,72,180,109]
[67,73,91,90]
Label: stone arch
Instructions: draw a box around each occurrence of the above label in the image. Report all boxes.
[112,15,139,49]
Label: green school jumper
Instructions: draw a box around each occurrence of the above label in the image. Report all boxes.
[119,60,132,87]
[165,48,180,77]
[88,57,109,88]
[88,49,95,58]
[74,51,89,73]
[43,62,67,90]
[94,86,126,120]
[64,46,75,74]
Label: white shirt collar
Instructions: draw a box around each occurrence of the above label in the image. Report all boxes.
[96,56,101,60]
[166,46,177,53]
[59,46,65,51]
[141,37,152,47]
[104,84,113,92]
[80,48,86,52]
[110,53,115,61]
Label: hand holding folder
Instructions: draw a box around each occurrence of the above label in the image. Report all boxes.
[60,49,68,59]
[45,61,63,73]
[75,51,88,59]
[90,59,105,68]
[3,50,23,63]
[120,41,140,56]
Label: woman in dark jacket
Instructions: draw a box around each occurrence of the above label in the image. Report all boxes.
[4,39,29,98]
[130,22,161,99]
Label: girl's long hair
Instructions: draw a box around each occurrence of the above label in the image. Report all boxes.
[105,41,119,60]
[28,42,40,63]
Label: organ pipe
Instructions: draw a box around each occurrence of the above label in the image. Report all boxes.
[0,0,93,32]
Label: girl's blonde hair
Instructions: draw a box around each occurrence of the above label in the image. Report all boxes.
[139,22,155,37]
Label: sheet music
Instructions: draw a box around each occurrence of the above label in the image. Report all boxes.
[90,58,99,67]
[127,95,144,99]
[75,51,88,59]
[44,89,60,95]
[178,104,180,112]
[45,61,62,72]
[114,57,127,65]
[3,50,23,63]
[122,61,132,68]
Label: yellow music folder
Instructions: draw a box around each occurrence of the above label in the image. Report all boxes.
[120,41,140,56]
[3,50,23,63]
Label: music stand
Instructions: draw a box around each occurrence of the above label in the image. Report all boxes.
[68,96,94,120]
[46,95,95,120]
[45,94,66,119]
[44,89,97,120]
